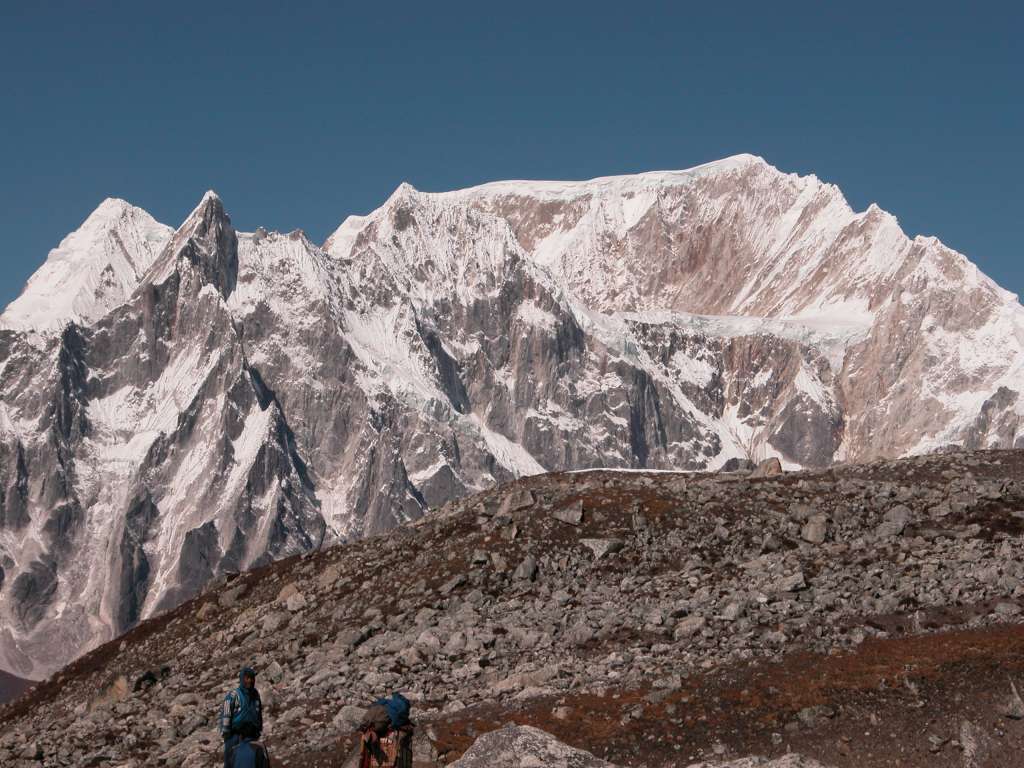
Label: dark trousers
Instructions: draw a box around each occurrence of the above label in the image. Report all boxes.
[224,734,240,768]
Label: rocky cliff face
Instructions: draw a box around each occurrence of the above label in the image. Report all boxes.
[0,194,324,678]
[1,156,1023,678]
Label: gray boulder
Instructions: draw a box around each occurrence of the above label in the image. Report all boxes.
[514,555,538,581]
[721,457,757,473]
[450,725,615,767]
[801,515,828,544]
[750,458,783,478]
[553,501,585,526]
[580,539,624,559]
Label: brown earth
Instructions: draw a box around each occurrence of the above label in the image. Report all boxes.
[441,624,1024,767]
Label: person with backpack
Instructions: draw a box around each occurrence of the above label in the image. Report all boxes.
[356,692,414,768]
[220,666,266,768]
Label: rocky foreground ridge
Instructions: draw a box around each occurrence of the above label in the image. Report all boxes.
[2,449,1024,767]
[4,155,1024,679]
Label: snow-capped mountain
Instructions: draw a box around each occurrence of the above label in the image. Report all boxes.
[1,199,172,334]
[1,155,1022,678]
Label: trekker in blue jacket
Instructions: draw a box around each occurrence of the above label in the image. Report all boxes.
[220,666,263,768]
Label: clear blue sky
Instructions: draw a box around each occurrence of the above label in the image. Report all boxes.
[1,1,1021,308]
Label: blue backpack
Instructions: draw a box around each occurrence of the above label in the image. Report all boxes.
[375,692,411,729]
[231,687,262,738]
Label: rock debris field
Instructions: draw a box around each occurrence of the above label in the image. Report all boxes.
[3,449,1024,767]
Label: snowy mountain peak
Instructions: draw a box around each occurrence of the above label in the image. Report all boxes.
[0,198,172,333]
[428,153,768,203]
[185,189,227,228]
[320,156,852,319]
[142,190,238,297]
[89,196,136,220]
[391,181,419,197]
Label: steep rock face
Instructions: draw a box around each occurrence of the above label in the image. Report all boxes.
[343,156,1021,462]
[1,156,1023,677]
[0,195,323,677]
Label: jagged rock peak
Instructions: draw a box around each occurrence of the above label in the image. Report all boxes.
[390,180,419,197]
[144,190,238,298]
[181,189,228,235]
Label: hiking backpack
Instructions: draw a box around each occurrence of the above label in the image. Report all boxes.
[231,687,263,739]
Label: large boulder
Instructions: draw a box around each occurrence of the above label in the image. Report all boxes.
[449,726,834,768]
[721,457,756,473]
[450,725,615,767]
[750,457,784,478]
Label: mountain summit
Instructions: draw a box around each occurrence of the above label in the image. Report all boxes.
[1,157,1022,677]
[1,199,172,333]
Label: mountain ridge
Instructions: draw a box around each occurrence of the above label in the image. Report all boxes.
[1,156,1022,679]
